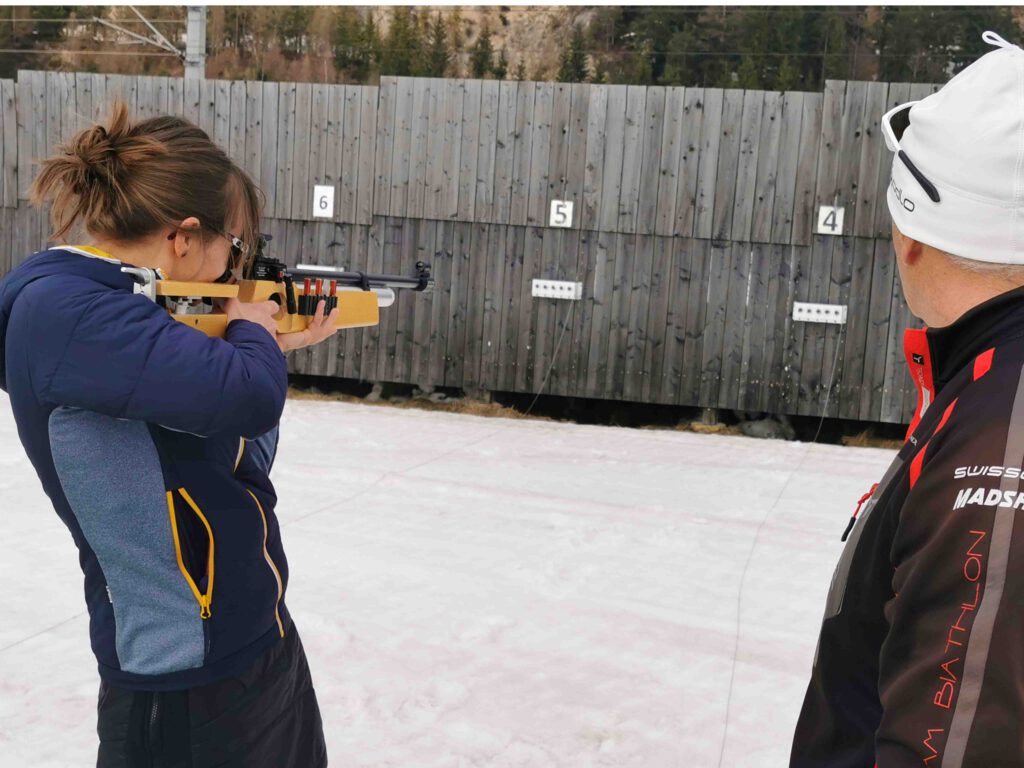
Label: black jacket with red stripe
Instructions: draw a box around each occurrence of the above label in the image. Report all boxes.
[791,287,1024,767]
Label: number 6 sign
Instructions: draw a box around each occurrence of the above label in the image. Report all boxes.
[313,185,335,219]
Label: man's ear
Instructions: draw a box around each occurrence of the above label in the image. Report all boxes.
[893,225,924,267]
[172,216,202,258]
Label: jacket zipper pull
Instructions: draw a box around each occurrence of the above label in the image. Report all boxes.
[199,596,211,620]
[842,483,879,542]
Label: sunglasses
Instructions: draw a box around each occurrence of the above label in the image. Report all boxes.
[166,228,250,284]
[881,101,941,204]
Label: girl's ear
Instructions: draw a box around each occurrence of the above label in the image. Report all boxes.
[171,216,202,258]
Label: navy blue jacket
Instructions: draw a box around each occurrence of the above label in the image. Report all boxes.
[0,246,291,690]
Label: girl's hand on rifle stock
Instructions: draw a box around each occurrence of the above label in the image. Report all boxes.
[223,297,279,339]
[276,298,340,354]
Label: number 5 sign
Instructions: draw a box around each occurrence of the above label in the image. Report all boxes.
[549,200,574,228]
[313,185,335,219]
[816,205,845,235]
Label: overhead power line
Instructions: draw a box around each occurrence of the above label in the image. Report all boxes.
[0,48,179,57]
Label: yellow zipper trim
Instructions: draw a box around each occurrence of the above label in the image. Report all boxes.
[247,489,285,638]
[166,489,215,619]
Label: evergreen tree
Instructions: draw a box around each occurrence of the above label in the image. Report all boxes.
[557,26,588,82]
[736,53,760,89]
[775,56,800,91]
[470,25,494,79]
[424,12,450,77]
[332,8,378,82]
[493,49,509,80]
[379,7,421,77]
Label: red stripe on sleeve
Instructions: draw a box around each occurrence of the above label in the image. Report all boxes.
[974,347,995,380]
[910,443,927,489]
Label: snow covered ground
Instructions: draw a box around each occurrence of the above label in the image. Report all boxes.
[0,395,895,768]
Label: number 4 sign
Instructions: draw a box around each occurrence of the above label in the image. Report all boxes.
[313,185,335,219]
[816,205,845,235]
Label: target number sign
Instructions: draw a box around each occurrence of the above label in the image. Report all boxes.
[549,200,574,228]
[313,185,335,219]
[817,205,845,235]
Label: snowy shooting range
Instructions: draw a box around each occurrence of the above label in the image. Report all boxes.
[0,13,974,767]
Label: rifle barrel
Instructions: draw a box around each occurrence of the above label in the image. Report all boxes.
[294,263,432,291]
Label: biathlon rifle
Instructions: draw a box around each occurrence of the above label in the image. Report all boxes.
[120,234,433,338]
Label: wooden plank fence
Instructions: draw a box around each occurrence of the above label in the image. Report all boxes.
[0,70,948,425]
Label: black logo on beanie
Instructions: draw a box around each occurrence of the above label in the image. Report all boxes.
[890,178,916,212]
[912,353,925,365]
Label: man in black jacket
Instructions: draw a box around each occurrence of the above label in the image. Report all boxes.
[791,31,1024,768]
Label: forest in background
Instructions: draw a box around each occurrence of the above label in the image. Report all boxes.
[0,6,1019,90]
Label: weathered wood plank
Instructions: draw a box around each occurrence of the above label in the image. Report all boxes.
[388,78,415,218]
[497,223,526,390]
[795,235,838,416]
[356,85,377,226]
[674,87,705,238]
[16,72,36,200]
[243,82,263,188]
[837,237,876,418]
[759,242,795,413]
[792,93,823,246]
[598,231,630,397]
[546,82,572,208]
[731,90,764,242]
[617,85,647,234]
[769,91,804,245]
[405,77,431,219]
[583,230,615,398]
[444,222,473,385]
[480,224,509,391]
[717,243,751,409]
[340,85,361,223]
[410,219,438,386]
[359,217,386,382]
[491,80,518,225]
[566,227,597,394]
[306,83,330,210]
[273,82,295,220]
[812,80,846,225]
[853,81,888,238]
[526,82,553,226]
[213,79,231,152]
[738,243,770,410]
[581,83,608,232]
[426,220,455,386]
[288,83,313,220]
[227,79,246,171]
[509,82,536,227]
[423,79,445,220]
[697,240,733,406]
[513,225,543,390]
[711,89,744,241]
[372,77,397,218]
[750,90,782,243]
[453,79,478,221]
[657,235,690,403]
[257,81,279,219]
[448,78,471,221]
[598,85,627,232]
[642,235,675,402]
[655,86,684,237]
[565,83,589,232]
[636,86,665,236]
[2,79,17,208]
[694,88,726,239]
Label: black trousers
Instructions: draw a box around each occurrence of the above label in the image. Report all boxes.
[96,623,327,768]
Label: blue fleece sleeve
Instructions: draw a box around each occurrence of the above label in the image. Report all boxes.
[23,276,287,438]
